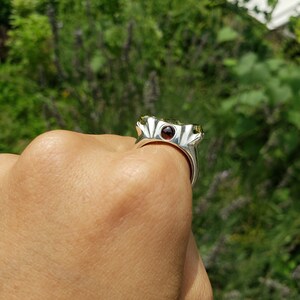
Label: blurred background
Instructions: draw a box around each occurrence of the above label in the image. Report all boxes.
[0,0,300,298]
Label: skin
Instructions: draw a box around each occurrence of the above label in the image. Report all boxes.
[0,131,213,299]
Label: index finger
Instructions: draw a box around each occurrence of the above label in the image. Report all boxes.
[91,134,192,186]
[88,134,136,152]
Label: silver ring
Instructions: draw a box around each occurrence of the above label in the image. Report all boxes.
[135,116,204,186]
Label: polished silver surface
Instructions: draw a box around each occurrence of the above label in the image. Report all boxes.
[135,116,204,186]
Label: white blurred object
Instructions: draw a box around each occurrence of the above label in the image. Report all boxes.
[230,0,300,29]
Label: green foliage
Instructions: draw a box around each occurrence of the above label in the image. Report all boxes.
[284,16,300,65]
[11,0,43,15]
[217,26,239,43]
[0,0,299,298]
[0,64,48,152]
[7,12,53,79]
[0,0,12,26]
[194,49,300,298]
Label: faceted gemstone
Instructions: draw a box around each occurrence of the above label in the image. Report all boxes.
[161,125,175,140]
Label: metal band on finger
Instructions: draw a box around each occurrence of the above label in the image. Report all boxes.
[135,116,204,186]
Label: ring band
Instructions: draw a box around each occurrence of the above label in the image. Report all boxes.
[135,116,204,186]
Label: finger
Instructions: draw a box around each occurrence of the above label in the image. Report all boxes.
[0,154,19,177]
[94,134,193,189]
[181,233,213,300]
[99,141,193,298]
[19,131,135,160]
[135,142,192,186]
[89,134,136,152]
[109,140,193,222]
[90,134,193,194]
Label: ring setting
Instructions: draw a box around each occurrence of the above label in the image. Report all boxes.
[135,116,204,186]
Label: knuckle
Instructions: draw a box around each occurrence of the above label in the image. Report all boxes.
[13,130,83,189]
[20,130,78,170]
[8,130,86,204]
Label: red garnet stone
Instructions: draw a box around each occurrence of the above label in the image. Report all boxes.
[161,125,175,140]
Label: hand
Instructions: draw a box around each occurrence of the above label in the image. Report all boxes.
[0,130,212,299]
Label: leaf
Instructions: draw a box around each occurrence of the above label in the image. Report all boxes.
[251,63,271,82]
[282,128,299,155]
[267,78,293,104]
[221,97,238,111]
[266,58,284,72]
[217,26,239,43]
[239,90,267,107]
[104,26,124,48]
[223,58,237,67]
[90,53,106,73]
[235,53,257,77]
[273,188,290,202]
[267,0,279,9]
[287,111,300,130]
[230,116,258,138]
